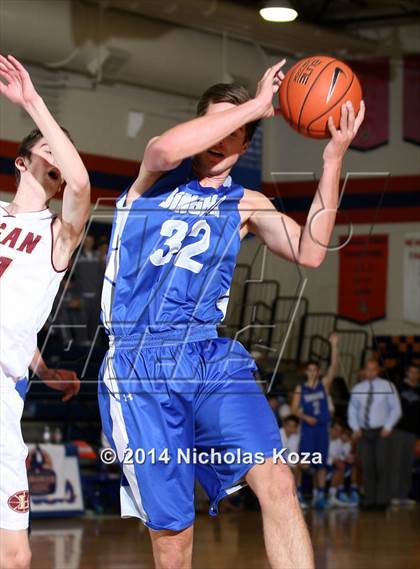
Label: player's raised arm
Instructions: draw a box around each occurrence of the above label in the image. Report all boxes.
[127,60,286,203]
[322,333,339,391]
[0,55,90,266]
[245,101,365,267]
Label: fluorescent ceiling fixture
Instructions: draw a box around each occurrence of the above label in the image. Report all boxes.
[259,1,298,22]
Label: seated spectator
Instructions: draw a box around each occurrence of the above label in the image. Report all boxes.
[74,233,103,341]
[267,395,280,425]
[341,426,360,506]
[278,391,294,422]
[391,363,420,506]
[327,420,349,507]
[280,414,300,456]
[97,236,109,266]
[52,276,88,345]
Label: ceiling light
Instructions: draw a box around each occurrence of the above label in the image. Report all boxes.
[259,1,298,23]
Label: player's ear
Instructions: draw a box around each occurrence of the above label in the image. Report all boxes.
[15,157,27,173]
[240,139,250,155]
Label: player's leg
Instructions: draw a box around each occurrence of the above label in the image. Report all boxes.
[97,344,197,568]
[375,432,391,507]
[295,463,310,509]
[148,526,194,569]
[194,338,314,569]
[0,378,31,569]
[358,432,376,507]
[328,463,348,507]
[246,460,314,569]
[313,425,329,509]
[298,425,316,507]
[398,432,416,503]
[0,529,31,569]
[348,462,360,506]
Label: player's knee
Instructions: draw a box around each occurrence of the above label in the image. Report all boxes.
[0,547,32,569]
[253,463,296,507]
[15,548,31,569]
[153,544,188,569]
[152,532,191,569]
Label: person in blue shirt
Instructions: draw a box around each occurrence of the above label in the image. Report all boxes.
[292,333,339,509]
[98,60,364,569]
[348,359,401,510]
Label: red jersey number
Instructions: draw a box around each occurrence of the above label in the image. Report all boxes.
[0,256,13,278]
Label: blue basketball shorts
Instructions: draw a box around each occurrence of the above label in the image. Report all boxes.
[98,336,282,531]
[299,423,329,467]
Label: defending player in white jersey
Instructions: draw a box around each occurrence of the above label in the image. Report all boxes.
[0,55,90,569]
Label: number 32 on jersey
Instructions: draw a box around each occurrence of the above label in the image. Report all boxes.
[149,219,210,274]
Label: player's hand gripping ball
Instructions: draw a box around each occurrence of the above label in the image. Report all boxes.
[279,55,363,139]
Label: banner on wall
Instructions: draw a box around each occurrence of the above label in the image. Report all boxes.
[27,443,84,517]
[348,57,390,151]
[403,55,420,146]
[338,235,388,324]
[404,233,420,324]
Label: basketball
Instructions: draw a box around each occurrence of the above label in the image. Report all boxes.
[279,56,362,139]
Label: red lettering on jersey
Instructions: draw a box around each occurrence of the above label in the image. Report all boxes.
[1,227,22,248]
[0,256,12,278]
[17,232,42,254]
[0,222,7,235]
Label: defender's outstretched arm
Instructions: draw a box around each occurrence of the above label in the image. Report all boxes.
[0,55,91,264]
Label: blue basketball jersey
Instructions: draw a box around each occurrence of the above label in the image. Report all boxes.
[300,382,330,424]
[101,159,243,341]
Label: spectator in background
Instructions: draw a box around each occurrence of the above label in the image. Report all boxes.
[280,415,301,485]
[327,420,349,507]
[391,364,420,506]
[250,349,266,389]
[278,391,294,422]
[267,395,280,426]
[57,276,88,344]
[341,426,360,506]
[329,376,350,422]
[280,415,300,456]
[75,234,103,341]
[348,359,401,510]
[97,236,109,267]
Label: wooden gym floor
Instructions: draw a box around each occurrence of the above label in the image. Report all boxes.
[30,507,420,569]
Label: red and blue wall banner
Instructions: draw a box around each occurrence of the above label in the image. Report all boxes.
[338,234,388,324]
[348,57,390,151]
[263,174,420,224]
[403,233,420,325]
[1,138,419,224]
[403,55,420,146]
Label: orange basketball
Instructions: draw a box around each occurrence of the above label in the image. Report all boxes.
[279,55,362,139]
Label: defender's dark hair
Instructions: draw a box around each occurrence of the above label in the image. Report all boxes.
[15,127,72,186]
[283,414,300,425]
[331,418,345,429]
[197,83,260,142]
[305,359,321,369]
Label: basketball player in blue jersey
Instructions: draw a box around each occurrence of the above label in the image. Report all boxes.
[292,333,339,510]
[98,58,364,569]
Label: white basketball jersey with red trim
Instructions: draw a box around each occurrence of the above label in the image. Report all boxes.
[0,202,66,381]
